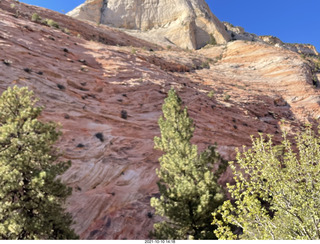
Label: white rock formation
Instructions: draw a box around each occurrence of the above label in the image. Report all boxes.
[67,0,231,49]
[223,22,262,43]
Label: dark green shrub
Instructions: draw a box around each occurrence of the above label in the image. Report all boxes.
[209,34,217,45]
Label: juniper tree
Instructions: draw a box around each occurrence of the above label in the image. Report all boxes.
[150,88,226,240]
[0,86,78,240]
[213,126,320,240]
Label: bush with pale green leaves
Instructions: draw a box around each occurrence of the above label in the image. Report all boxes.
[31,13,41,22]
[213,126,320,240]
[0,86,78,240]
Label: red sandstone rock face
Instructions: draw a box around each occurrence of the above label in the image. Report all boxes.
[1,0,320,240]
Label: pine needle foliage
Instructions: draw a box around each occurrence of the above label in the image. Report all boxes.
[151,88,225,240]
[0,86,78,240]
[213,126,320,240]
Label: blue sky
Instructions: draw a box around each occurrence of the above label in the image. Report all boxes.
[19,0,320,51]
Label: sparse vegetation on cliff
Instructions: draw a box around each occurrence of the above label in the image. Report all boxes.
[43,18,60,28]
[209,34,217,46]
[30,13,60,29]
[31,13,40,22]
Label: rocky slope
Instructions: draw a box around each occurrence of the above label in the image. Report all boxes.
[67,0,230,49]
[223,22,319,56]
[259,35,319,56]
[1,0,320,239]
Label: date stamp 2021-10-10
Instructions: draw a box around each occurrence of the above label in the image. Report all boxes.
[145,240,176,244]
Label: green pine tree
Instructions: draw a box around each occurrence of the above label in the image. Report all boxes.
[213,126,320,240]
[0,86,78,240]
[150,88,226,240]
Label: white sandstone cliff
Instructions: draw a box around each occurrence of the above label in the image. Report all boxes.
[67,0,231,49]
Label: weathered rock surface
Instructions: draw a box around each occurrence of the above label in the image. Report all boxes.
[67,0,230,49]
[223,23,319,56]
[1,0,320,240]
[289,44,319,56]
[259,35,319,56]
[223,21,260,42]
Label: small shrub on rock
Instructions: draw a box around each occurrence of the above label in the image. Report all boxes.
[31,13,41,22]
